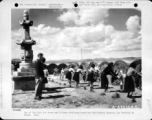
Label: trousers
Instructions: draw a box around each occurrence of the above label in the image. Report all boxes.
[34,77,43,98]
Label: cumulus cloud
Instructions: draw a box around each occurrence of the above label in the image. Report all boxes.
[126,15,141,33]
[31,24,61,36]
[57,9,78,24]
[58,9,109,26]
[12,22,141,60]
[103,30,141,52]
[11,25,61,59]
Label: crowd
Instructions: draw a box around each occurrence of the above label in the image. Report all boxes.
[62,60,142,100]
[34,53,142,101]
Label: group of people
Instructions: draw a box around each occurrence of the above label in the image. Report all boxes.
[34,52,141,100]
[64,63,115,92]
[64,62,141,98]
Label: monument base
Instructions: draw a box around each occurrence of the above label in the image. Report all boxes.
[13,71,35,76]
[13,61,36,76]
[12,76,35,93]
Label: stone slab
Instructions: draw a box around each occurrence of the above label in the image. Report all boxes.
[19,66,35,69]
[13,71,36,76]
[12,76,35,92]
[17,67,35,72]
[20,62,34,66]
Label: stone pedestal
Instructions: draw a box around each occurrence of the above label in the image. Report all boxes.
[12,61,36,92]
[12,76,35,91]
[13,61,36,76]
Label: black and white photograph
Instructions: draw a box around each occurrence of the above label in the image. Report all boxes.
[11,8,142,108]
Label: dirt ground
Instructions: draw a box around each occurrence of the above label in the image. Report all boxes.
[12,75,142,108]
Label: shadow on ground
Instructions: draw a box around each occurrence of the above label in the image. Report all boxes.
[45,87,70,91]
[95,87,113,89]
[43,95,70,99]
[110,90,123,92]
[132,95,142,98]
[42,90,61,94]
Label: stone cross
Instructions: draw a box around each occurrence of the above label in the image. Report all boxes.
[19,10,33,41]
[16,10,36,62]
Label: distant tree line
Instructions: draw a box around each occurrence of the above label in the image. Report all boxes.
[11,58,141,77]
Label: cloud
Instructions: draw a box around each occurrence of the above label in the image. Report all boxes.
[103,31,141,52]
[31,24,61,36]
[12,21,141,60]
[57,9,78,24]
[126,15,141,33]
[11,25,61,59]
[58,9,109,26]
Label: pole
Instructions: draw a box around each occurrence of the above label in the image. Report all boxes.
[81,48,82,60]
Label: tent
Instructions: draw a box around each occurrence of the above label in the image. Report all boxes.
[67,62,79,69]
[130,59,141,72]
[48,63,58,74]
[113,60,129,74]
[88,62,98,69]
[130,59,142,88]
[80,62,89,70]
[58,63,67,73]
[99,61,109,72]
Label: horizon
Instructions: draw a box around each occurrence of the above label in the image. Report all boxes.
[12,56,141,61]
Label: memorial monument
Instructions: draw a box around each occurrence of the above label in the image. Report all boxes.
[12,10,36,91]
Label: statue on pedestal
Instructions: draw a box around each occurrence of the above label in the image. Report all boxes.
[12,10,37,91]
[14,9,36,76]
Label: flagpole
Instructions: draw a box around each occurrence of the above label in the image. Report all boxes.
[81,49,82,60]
[81,48,82,60]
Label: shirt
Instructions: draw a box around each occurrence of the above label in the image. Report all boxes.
[103,65,115,76]
[69,68,74,72]
[44,69,49,78]
[127,67,135,76]
[34,59,44,78]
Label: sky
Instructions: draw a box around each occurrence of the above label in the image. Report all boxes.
[11,9,141,60]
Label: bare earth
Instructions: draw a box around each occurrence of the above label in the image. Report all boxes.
[12,75,142,108]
